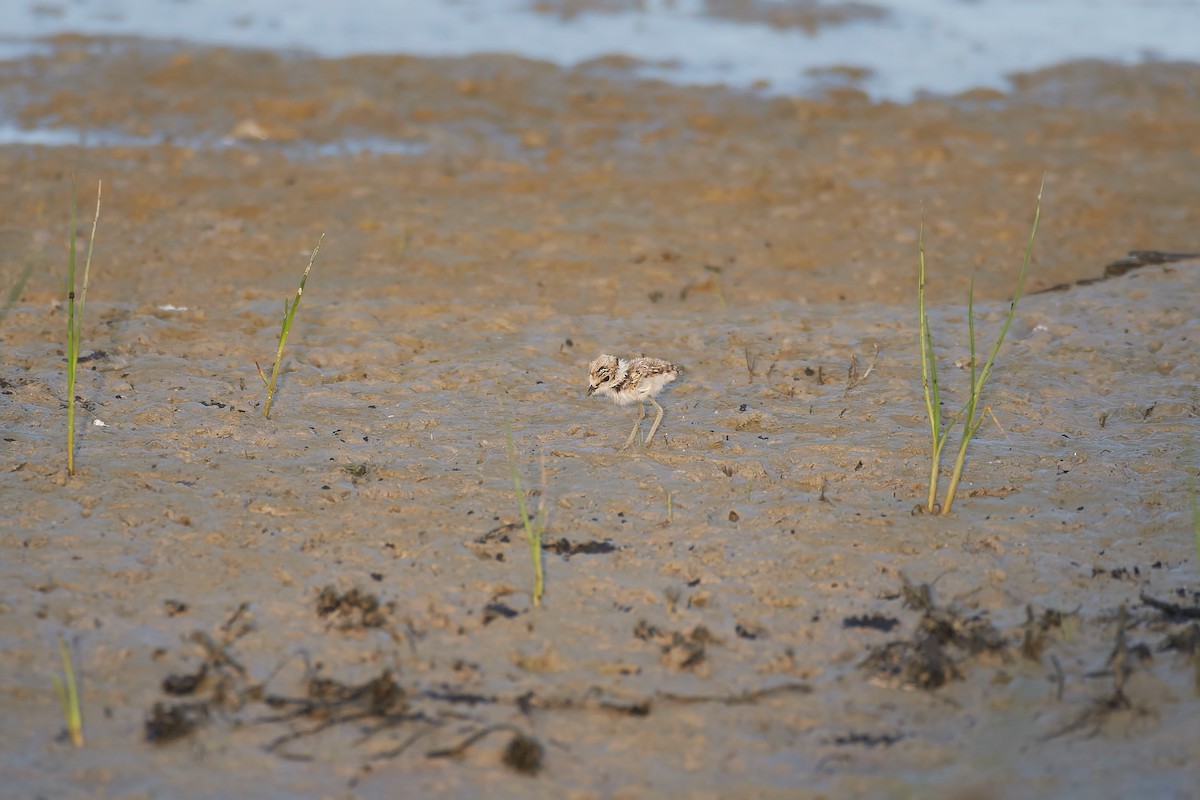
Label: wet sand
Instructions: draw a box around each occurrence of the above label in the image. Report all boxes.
[2,36,1198,799]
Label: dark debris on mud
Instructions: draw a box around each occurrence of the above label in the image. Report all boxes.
[544,537,618,558]
[470,522,617,561]
[860,579,1008,690]
[634,620,722,673]
[316,585,394,630]
[143,593,815,779]
[1042,595,1200,739]
[140,570,1200,779]
[828,731,904,748]
[146,603,256,744]
[1042,604,1153,740]
[854,579,1200,743]
[843,613,900,633]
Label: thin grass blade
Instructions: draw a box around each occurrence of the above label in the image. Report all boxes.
[504,420,544,606]
[53,635,84,747]
[918,210,948,511]
[0,262,35,326]
[66,181,78,476]
[76,181,102,331]
[941,177,1045,513]
[262,234,324,418]
[973,175,1044,396]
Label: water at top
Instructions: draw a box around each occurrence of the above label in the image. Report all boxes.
[4,0,1199,99]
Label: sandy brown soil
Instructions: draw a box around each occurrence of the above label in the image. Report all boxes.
[2,36,1199,799]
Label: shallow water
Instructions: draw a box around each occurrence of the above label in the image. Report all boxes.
[6,0,1200,99]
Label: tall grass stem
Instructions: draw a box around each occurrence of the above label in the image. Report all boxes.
[51,635,84,748]
[65,180,102,476]
[258,234,324,418]
[941,178,1043,513]
[505,421,545,606]
[919,176,1044,514]
[917,211,943,511]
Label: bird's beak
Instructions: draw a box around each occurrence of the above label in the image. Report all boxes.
[586,385,596,396]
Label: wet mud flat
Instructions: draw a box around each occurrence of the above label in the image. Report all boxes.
[2,37,1199,798]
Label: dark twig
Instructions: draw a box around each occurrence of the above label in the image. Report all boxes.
[264,713,373,754]
[370,724,439,761]
[1139,592,1200,620]
[1050,654,1065,702]
[426,723,524,759]
[657,681,812,705]
[1040,605,1136,741]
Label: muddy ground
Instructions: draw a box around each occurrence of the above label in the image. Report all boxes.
[1,36,1199,799]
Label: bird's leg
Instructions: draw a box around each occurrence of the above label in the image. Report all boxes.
[643,397,666,446]
[622,403,646,450]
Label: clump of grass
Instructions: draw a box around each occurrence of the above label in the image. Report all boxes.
[51,635,84,748]
[257,234,324,419]
[505,421,546,606]
[918,177,1044,514]
[65,180,103,477]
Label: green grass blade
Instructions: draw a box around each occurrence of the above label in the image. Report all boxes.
[1191,447,1199,566]
[943,275,980,513]
[66,181,78,476]
[971,176,1044,398]
[505,420,544,606]
[1193,475,1199,565]
[262,234,324,418]
[53,635,84,747]
[918,210,933,430]
[76,181,102,335]
[0,262,35,326]
[941,176,1045,513]
[918,210,939,511]
[65,180,103,477]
